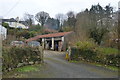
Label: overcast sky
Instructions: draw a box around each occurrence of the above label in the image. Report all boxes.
[0,0,119,19]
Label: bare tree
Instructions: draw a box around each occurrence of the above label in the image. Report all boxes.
[35,11,50,26]
[55,13,67,29]
[24,13,34,26]
[67,11,75,18]
[66,11,76,31]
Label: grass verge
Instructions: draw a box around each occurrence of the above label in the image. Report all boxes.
[3,64,42,78]
[69,60,119,71]
[95,47,119,55]
[15,65,40,72]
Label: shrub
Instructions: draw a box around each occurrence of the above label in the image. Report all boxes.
[95,47,120,67]
[16,30,36,39]
[71,47,97,62]
[2,46,43,73]
[71,41,120,67]
[76,41,97,50]
[71,41,97,61]
[2,23,9,29]
[95,47,119,55]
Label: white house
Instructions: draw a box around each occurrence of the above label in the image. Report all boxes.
[2,18,29,29]
[8,22,29,29]
[0,25,7,40]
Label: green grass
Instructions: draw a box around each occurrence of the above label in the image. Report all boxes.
[96,47,119,55]
[15,65,39,72]
[3,64,43,78]
[94,63,119,71]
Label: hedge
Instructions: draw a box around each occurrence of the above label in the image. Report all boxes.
[71,47,120,67]
[2,46,43,73]
[71,41,120,67]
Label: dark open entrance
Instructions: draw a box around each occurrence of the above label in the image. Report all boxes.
[45,40,62,51]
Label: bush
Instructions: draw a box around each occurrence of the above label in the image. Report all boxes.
[71,41,97,61]
[2,23,9,29]
[95,47,119,55]
[71,41,120,67]
[76,41,97,50]
[2,46,43,73]
[16,30,36,39]
[71,47,97,62]
[95,47,119,67]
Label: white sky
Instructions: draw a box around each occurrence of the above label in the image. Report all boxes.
[0,0,119,19]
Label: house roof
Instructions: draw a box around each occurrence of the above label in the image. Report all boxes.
[19,21,28,26]
[2,18,28,26]
[2,18,17,22]
[26,31,72,42]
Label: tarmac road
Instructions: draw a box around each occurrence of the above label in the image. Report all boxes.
[42,50,118,78]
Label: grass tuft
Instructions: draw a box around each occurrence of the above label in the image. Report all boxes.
[15,65,39,72]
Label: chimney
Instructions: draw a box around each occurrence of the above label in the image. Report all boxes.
[16,17,19,23]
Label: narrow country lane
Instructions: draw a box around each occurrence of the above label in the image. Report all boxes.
[43,50,118,78]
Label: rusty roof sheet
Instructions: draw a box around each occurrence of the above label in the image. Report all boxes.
[26,31,72,42]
